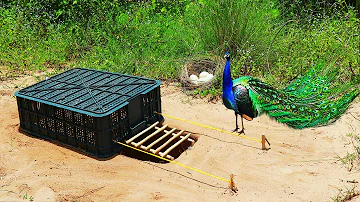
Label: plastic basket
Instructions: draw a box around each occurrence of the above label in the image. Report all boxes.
[14,68,162,158]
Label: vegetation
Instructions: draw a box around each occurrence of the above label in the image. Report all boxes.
[332,184,360,202]
[0,0,359,91]
[337,133,360,172]
[333,132,360,201]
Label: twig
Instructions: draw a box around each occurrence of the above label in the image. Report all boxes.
[349,62,356,76]
[74,185,105,200]
[0,189,17,194]
[349,113,360,121]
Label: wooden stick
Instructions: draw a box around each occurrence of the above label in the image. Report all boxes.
[133,124,168,147]
[164,154,174,161]
[125,121,159,144]
[160,132,191,158]
[151,130,184,154]
[155,127,195,142]
[184,137,195,143]
[141,128,176,151]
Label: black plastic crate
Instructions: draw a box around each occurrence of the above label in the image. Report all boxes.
[14,68,162,158]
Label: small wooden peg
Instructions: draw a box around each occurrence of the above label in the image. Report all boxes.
[261,134,271,150]
[229,174,238,193]
[261,134,266,150]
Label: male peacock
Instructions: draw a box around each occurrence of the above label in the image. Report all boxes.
[222,52,359,134]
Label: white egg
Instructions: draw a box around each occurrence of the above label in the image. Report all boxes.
[207,74,214,80]
[199,71,209,79]
[198,77,207,83]
[189,74,198,81]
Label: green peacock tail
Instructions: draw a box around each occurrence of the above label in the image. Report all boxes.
[240,63,359,129]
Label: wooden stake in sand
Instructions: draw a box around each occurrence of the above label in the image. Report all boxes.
[229,174,238,193]
[261,134,270,150]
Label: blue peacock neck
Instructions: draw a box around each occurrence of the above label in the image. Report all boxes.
[222,57,233,95]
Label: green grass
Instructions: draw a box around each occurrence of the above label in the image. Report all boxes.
[270,10,360,83]
[0,0,359,90]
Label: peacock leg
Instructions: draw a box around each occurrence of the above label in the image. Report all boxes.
[232,113,239,132]
[238,115,245,135]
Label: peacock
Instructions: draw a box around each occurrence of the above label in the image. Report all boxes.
[222,52,359,134]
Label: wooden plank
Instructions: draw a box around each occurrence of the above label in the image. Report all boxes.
[133,124,168,147]
[141,128,176,151]
[160,132,191,158]
[151,130,184,154]
[125,121,159,144]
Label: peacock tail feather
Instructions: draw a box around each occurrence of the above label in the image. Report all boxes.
[234,64,359,129]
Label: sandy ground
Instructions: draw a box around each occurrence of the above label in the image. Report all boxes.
[0,73,360,202]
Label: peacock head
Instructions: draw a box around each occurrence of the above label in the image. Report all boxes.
[224,52,230,60]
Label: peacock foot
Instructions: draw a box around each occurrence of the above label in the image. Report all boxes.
[232,127,239,132]
[238,128,245,135]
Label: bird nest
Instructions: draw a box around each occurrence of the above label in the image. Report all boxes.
[180,57,224,90]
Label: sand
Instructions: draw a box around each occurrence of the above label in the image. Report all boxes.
[0,74,359,202]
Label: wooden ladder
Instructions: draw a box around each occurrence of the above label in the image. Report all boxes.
[125,122,195,160]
